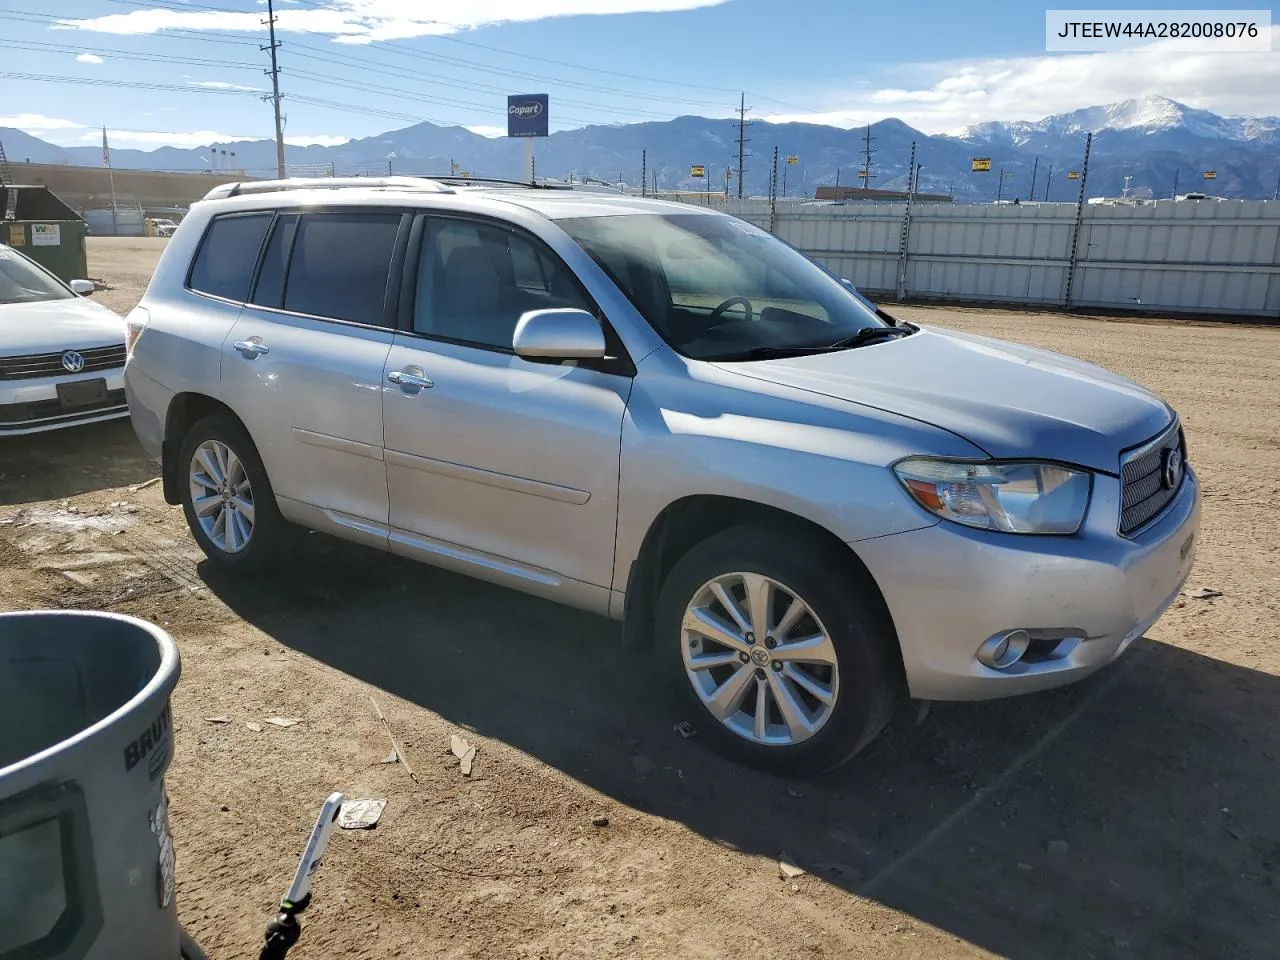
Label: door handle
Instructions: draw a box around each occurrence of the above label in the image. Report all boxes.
[387,369,434,390]
[233,339,270,358]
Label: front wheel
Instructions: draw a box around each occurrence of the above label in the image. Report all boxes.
[655,526,901,774]
[178,414,284,573]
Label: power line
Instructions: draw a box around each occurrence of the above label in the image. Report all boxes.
[0,37,263,71]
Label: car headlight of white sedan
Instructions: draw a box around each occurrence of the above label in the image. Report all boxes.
[894,458,1092,535]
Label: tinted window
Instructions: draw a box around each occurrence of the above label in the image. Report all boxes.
[414,219,592,349]
[249,214,297,308]
[282,212,402,326]
[187,213,273,302]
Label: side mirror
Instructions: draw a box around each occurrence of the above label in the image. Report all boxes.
[69,279,95,297]
[513,308,606,360]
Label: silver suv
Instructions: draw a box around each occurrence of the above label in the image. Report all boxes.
[124,177,1199,772]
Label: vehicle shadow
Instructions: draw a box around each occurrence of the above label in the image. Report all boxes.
[203,535,1279,960]
[0,420,157,505]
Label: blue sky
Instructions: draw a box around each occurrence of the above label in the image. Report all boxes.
[1,0,1276,152]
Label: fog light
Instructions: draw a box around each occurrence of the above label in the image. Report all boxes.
[976,629,1031,670]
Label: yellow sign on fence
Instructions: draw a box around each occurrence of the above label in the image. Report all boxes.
[1067,170,1081,180]
[971,157,991,172]
[786,155,800,165]
[1203,170,1217,180]
[690,165,706,178]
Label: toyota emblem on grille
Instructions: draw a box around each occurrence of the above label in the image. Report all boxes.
[61,350,85,373]
[1161,447,1184,491]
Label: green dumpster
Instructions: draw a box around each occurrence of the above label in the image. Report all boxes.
[1,184,89,284]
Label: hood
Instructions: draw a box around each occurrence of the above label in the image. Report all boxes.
[712,326,1172,474]
[0,297,126,356]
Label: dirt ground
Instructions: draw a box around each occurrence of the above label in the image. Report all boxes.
[2,236,1278,960]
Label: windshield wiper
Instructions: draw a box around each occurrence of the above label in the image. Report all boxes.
[703,324,916,362]
[819,325,914,350]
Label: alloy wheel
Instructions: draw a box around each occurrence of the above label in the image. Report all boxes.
[188,439,255,554]
[680,572,840,746]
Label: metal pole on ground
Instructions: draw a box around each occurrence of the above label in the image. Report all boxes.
[895,140,917,302]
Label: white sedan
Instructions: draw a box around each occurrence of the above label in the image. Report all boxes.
[0,243,128,436]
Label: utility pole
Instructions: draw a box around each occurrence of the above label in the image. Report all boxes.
[860,124,876,189]
[1273,168,1280,200]
[1064,132,1093,308]
[1171,167,1180,199]
[1028,157,1039,202]
[652,168,657,196]
[895,140,917,301]
[736,93,751,199]
[782,161,788,198]
[641,149,647,197]
[769,146,779,234]
[1044,164,1053,201]
[264,0,286,179]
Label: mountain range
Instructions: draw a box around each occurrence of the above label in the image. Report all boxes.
[2,96,1278,202]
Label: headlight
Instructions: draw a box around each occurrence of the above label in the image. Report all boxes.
[894,458,1091,534]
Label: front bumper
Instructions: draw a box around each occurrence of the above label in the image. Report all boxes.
[856,467,1200,701]
[0,370,128,436]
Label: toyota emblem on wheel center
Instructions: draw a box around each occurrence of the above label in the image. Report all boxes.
[61,349,85,373]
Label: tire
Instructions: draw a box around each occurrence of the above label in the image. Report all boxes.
[178,414,284,573]
[655,525,901,774]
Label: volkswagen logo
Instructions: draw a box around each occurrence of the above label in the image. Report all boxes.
[61,350,85,373]
[1161,447,1184,491]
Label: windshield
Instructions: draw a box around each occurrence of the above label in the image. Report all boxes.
[557,213,890,361]
[0,247,73,305]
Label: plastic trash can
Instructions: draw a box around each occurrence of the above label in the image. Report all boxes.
[0,610,187,960]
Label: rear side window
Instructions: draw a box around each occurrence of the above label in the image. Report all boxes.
[282,212,402,327]
[249,214,297,308]
[187,213,273,302]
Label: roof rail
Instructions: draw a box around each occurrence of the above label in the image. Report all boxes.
[421,174,627,195]
[201,176,454,201]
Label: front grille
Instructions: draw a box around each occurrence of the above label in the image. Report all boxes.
[1119,421,1186,536]
[0,388,127,426]
[0,344,127,381]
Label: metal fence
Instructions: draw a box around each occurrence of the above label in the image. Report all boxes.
[679,197,1280,319]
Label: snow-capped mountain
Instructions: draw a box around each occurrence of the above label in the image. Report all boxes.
[952,95,1280,147]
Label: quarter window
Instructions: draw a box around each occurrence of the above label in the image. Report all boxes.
[282,212,402,327]
[187,213,273,302]
[413,219,593,350]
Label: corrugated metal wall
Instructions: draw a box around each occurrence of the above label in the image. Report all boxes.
[686,198,1280,318]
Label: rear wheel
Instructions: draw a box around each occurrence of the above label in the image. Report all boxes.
[656,525,900,773]
[178,414,283,572]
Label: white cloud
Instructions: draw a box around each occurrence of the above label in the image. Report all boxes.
[0,113,85,132]
[465,124,506,138]
[56,0,731,42]
[762,28,1280,133]
[75,52,104,64]
[189,80,263,92]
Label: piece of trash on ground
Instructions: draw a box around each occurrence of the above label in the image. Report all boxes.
[450,733,478,776]
[204,716,232,725]
[381,747,400,764]
[265,717,304,728]
[1184,587,1223,599]
[338,798,387,830]
[245,722,263,732]
[778,851,806,879]
[371,695,415,780]
[592,815,610,828]
[673,720,697,739]
[129,477,162,493]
